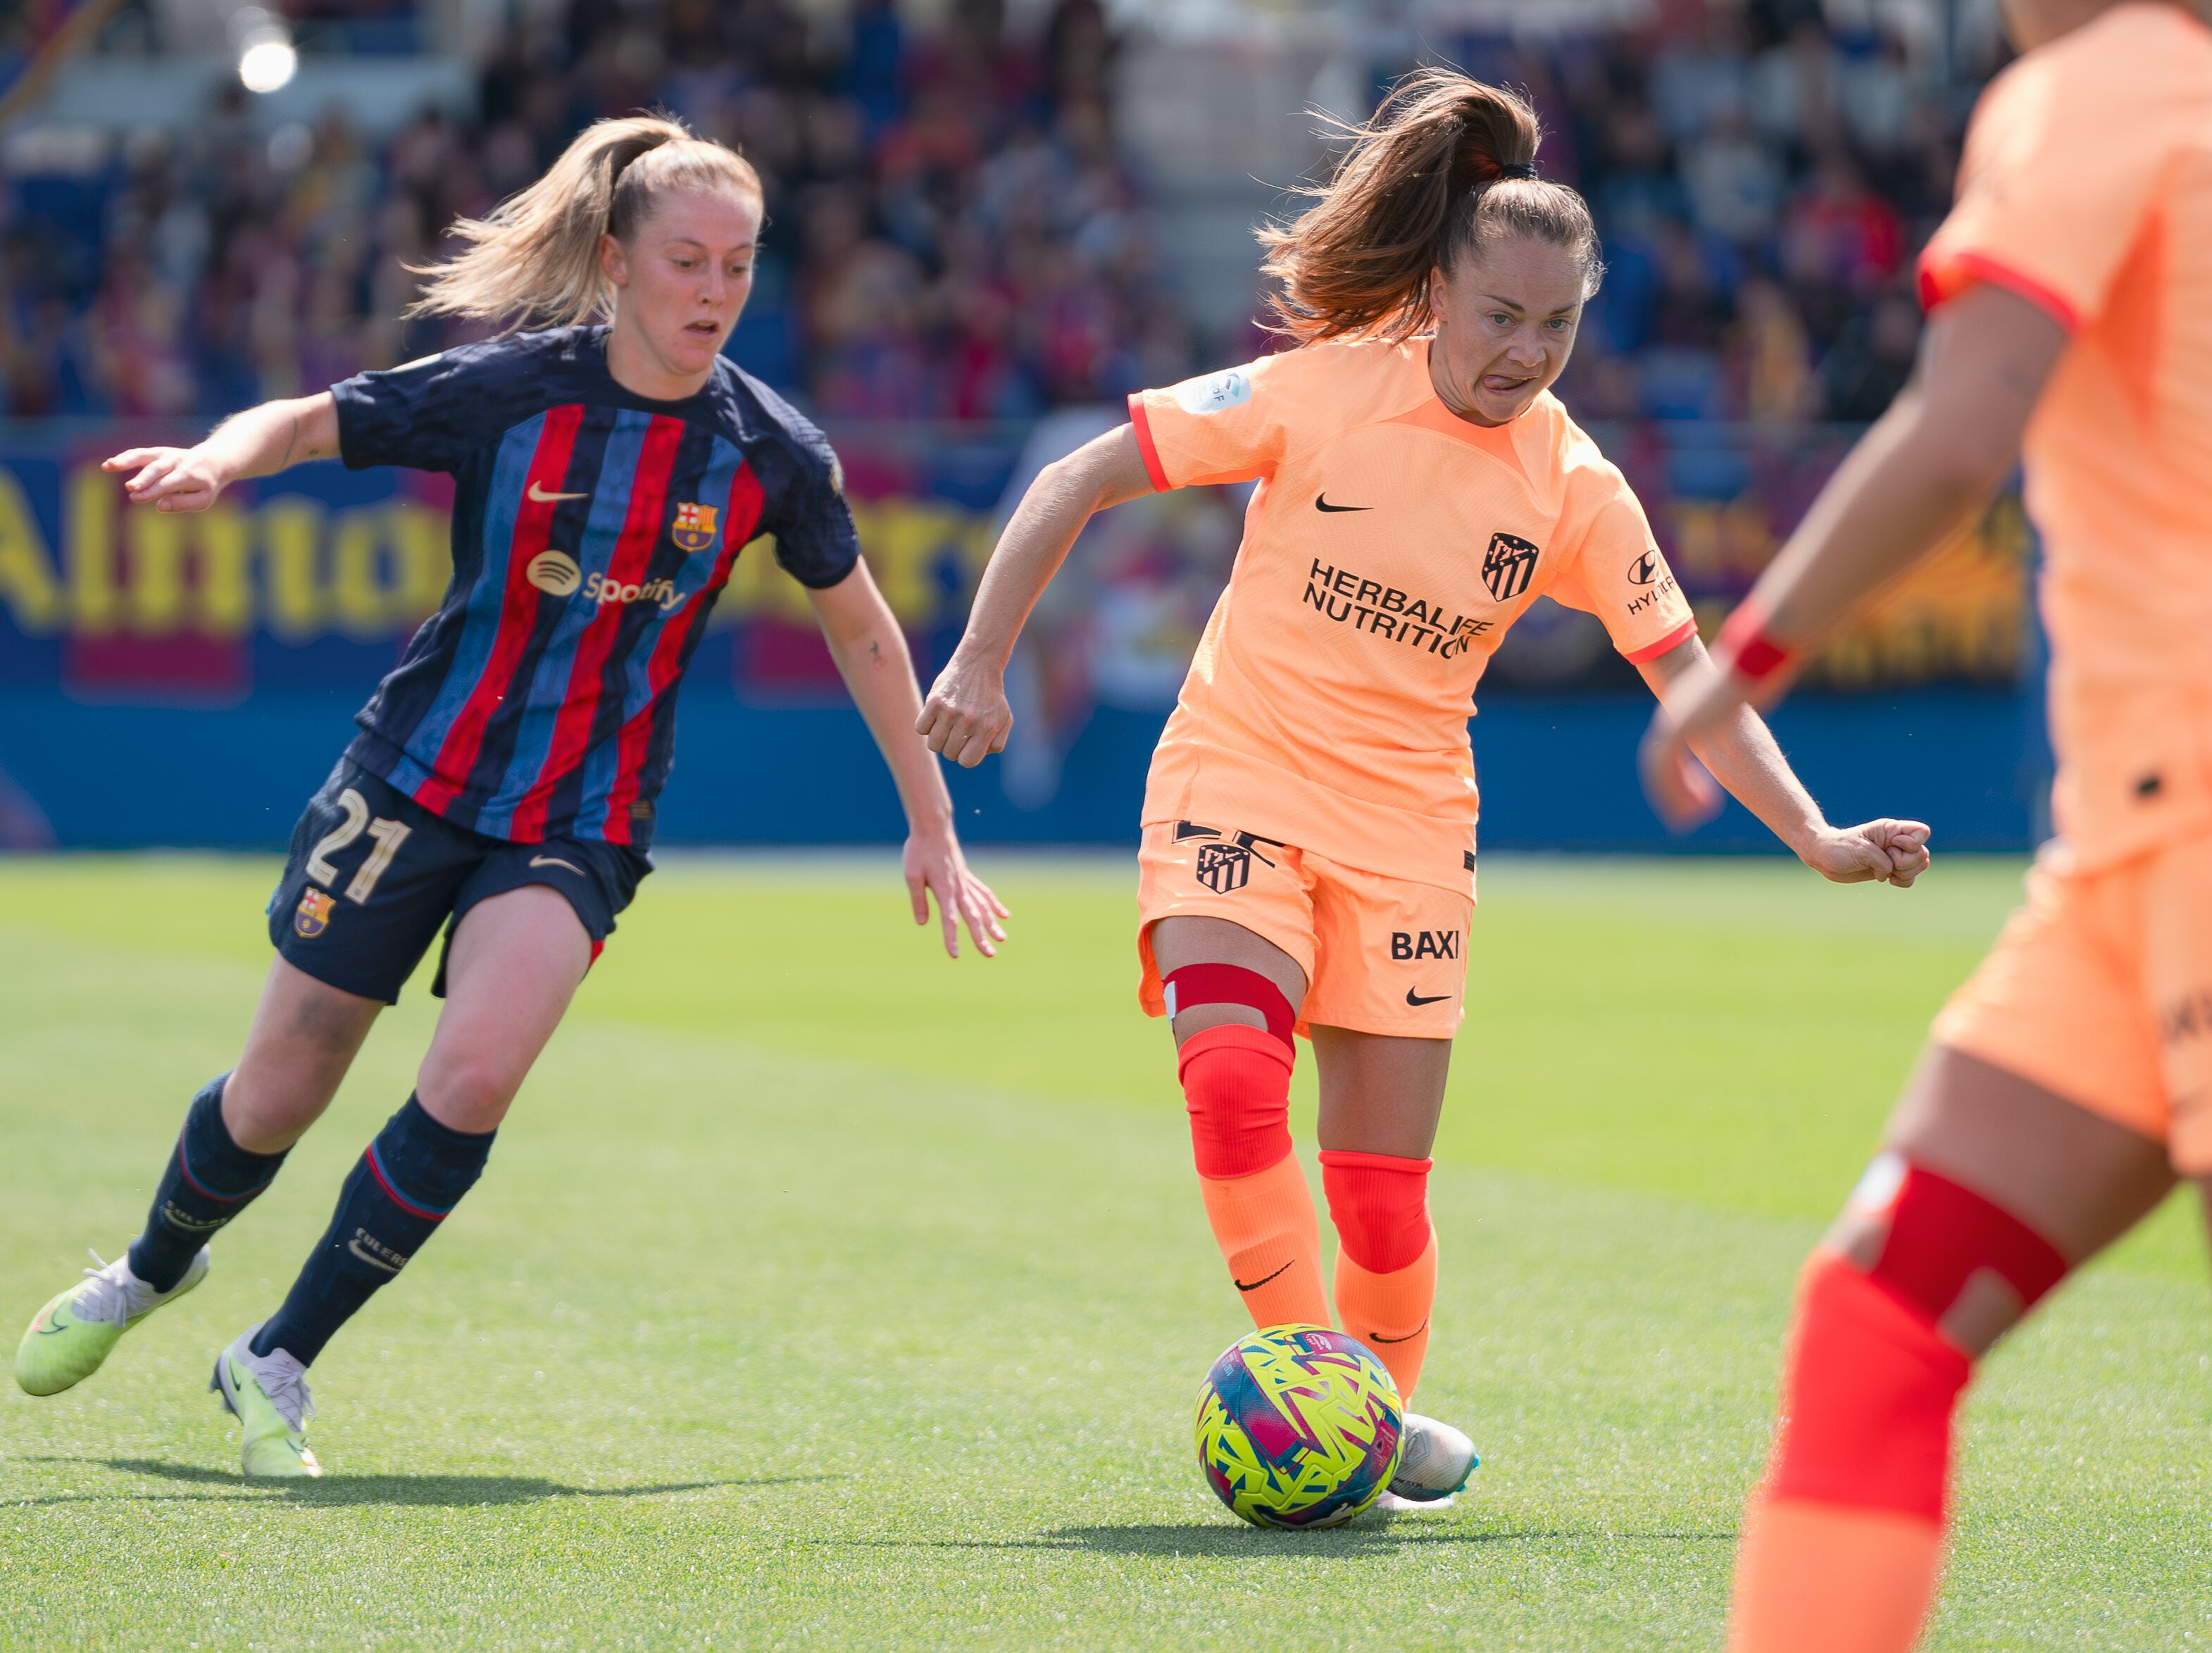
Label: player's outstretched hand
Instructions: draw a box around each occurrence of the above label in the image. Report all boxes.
[916,657,1013,768]
[103,446,225,513]
[904,828,1009,959]
[1799,819,1933,888]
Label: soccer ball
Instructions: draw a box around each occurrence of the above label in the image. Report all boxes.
[1194,1324,1404,1529]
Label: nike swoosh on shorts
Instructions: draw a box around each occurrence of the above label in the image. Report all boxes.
[1314,494,1373,513]
[528,856,585,875]
[1406,990,1449,1006]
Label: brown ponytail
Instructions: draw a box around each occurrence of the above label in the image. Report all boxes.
[406,113,763,330]
[1258,69,1601,344]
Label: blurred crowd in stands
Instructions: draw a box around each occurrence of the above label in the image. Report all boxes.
[1,0,1990,430]
[3,0,1172,423]
[1527,4,1984,428]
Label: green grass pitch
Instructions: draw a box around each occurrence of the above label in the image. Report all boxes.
[1,853,2206,1651]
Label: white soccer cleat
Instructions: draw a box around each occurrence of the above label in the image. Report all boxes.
[1382,1411,1477,1510]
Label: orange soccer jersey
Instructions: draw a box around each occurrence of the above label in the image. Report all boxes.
[1915,3,2212,1170]
[1918,1,2212,871]
[1127,337,1696,896]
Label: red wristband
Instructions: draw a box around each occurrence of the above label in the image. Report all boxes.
[1716,604,1794,683]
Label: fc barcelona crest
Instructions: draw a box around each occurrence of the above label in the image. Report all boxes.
[294,888,335,939]
[671,501,720,554]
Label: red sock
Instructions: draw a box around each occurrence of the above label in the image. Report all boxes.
[1181,1025,1330,1328]
[1320,1149,1436,1399]
[1730,1252,1966,1653]
[1732,1159,2070,1652]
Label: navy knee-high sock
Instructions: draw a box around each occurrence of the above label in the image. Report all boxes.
[252,1096,494,1368]
[127,1075,289,1292]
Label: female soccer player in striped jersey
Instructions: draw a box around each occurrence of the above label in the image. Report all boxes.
[920,70,1931,1511]
[1644,2,2212,1646]
[13,116,1005,1476]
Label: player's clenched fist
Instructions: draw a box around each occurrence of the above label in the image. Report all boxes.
[1800,818,1933,888]
[917,656,1013,768]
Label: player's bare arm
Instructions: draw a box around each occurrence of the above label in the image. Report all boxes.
[916,423,1154,768]
[1642,284,2068,826]
[1634,635,1931,887]
[100,391,340,513]
[811,561,1008,959]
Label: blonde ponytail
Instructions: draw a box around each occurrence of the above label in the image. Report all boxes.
[407,113,763,330]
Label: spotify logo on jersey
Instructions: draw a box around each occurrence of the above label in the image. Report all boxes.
[525,551,582,597]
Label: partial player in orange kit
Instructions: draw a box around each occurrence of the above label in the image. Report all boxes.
[921,69,1930,1513]
[1642,3,2212,1647]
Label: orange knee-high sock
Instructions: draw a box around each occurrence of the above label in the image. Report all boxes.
[1197,1156,1330,1328]
[1729,1254,1960,1652]
[1182,1024,1330,1329]
[1730,1163,2068,1653]
[1320,1149,1436,1399]
[1731,1499,1947,1653]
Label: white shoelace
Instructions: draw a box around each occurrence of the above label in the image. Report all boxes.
[239,1339,317,1430]
[70,1251,158,1328]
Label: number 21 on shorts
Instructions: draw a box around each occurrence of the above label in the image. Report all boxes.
[305,787,412,904]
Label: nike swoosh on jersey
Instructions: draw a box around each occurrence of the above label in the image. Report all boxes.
[526,482,590,503]
[1405,989,1450,1006]
[528,855,585,875]
[1233,1259,1294,1292]
[1315,494,1373,513]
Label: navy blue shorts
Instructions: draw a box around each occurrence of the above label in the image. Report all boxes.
[268,759,651,1005]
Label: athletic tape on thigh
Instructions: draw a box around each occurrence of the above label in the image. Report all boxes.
[1162,963,1295,1052]
[1867,1157,2068,1323]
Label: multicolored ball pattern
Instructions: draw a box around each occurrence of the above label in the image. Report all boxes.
[1194,1323,1404,1529]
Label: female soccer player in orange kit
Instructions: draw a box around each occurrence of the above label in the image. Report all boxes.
[920,69,1931,1511]
[1644,1,2212,1645]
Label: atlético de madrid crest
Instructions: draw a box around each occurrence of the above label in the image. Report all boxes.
[671,501,719,554]
[294,888,334,939]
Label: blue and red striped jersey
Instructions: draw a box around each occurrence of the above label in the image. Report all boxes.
[330,326,858,849]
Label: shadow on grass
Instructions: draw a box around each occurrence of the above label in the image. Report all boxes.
[1,1457,835,1509]
[844,1522,1737,1557]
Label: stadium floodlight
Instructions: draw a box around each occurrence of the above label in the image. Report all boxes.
[231,8,297,95]
[238,39,296,94]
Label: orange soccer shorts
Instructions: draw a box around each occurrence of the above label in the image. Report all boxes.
[1933,830,2212,1174]
[1135,820,1473,1040]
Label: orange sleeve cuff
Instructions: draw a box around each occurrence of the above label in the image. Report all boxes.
[1623,615,1699,665]
[1126,392,1171,492]
[1916,249,2081,334]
